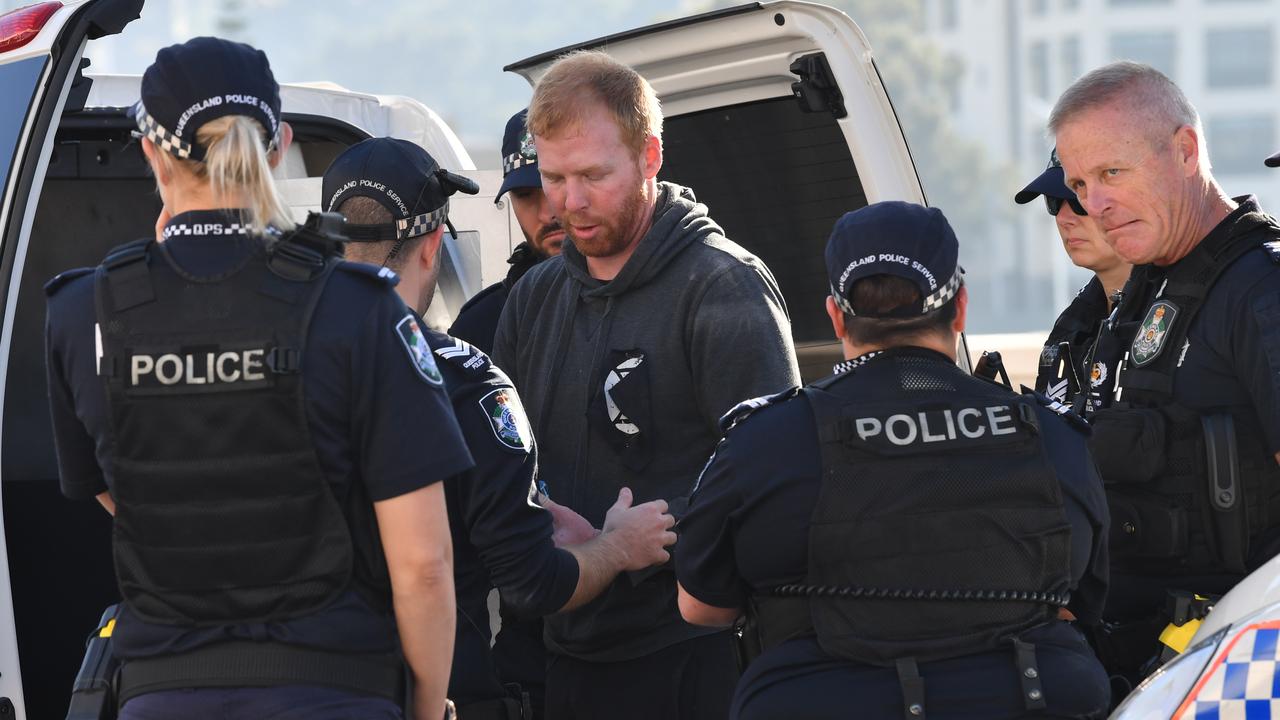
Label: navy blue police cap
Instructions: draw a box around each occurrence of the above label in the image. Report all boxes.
[825,201,963,318]
[1014,147,1074,203]
[323,137,479,242]
[1265,150,1280,168]
[496,108,541,202]
[132,36,280,163]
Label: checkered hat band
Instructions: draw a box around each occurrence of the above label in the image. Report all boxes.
[922,270,964,312]
[395,202,448,240]
[831,269,962,317]
[135,104,279,163]
[136,108,200,161]
[503,152,536,175]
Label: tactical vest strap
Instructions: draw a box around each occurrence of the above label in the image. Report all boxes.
[101,239,155,311]
[895,658,926,719]
[1012,638,1046,711]
[116,641,403,706]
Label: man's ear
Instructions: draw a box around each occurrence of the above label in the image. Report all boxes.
[1173,124,1200,178]
[825,296,848,341]
[419,225,445,271]
[640,134,662,180]
[267,121,294,170]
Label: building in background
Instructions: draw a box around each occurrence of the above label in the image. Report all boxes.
[926,0,1280,328]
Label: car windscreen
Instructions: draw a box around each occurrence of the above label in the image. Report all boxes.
[0,56,48,210]
[658,96,867,346]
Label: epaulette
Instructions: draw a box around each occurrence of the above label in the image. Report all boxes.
[717,386,802,434]
[1263,239,1280,264]
[334,261,399,287]
[430,334,491,376]
[1025,388,1092,435]
[43,267,93,297]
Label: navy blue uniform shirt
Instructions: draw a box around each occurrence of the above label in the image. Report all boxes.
[423,328,578,705]
[676,349,1111,720]
[44,210,474,658]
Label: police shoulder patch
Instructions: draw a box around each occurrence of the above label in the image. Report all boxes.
[336,260,400,287]
[394,314,442,385]
[1025,389,1091,435]
[43,267,93,297]
[430,335,491,376]
[718,386,802,434]
[478,385,533,452]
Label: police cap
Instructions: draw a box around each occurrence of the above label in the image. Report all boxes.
[825,201,963,318]
[496,108,541,202]
[322,138,479,242]
[133,36,281,163]
[1014,147,1074,204]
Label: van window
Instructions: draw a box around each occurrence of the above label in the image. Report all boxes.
[0,56,47,204]
[659,96,866,348]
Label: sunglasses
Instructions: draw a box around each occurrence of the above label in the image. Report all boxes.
[1045,194,1087,217]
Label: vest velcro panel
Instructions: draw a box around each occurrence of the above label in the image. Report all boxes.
[804,355,1071,666]
[96,240,353,626]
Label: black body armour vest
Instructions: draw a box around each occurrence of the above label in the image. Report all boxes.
[94,234,353,626]
[796,351,1071,666]
[1096,206,1280,575]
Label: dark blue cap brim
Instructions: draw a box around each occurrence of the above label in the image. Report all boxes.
[1266,151,1280,168]
[496,163,541,201]
[1014,165,1072,204]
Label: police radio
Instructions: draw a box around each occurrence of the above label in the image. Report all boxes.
[973,350,1012,389]
[267,211,346,281]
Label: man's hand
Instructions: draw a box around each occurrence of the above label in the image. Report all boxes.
[599,487,676,572]
[540,493,600,547]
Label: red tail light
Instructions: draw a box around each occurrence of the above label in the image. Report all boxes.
[0,2,63,55]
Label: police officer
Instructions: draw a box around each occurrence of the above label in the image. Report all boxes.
[1015,148,1131,411]
[674,201,1111,719]
[1053,62,1280,677]
[449,108,563,354]
[322,138,677,720]
[45,38,471,720]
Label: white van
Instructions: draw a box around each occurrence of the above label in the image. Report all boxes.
[0,1,925,716]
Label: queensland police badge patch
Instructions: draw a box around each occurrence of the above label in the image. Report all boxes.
[479,388,532,452]
[395,314,443,385]
[1131,301,1178,367]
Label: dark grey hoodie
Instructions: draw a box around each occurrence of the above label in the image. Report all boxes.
[493,182,800,661]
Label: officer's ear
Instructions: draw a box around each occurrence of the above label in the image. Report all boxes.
[825,296,848,341]
[266,122,294,170]
[418,225,446,272]
[952,285,969,335]
[140,138,172,187]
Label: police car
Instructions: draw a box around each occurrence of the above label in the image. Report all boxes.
[0,1,927,717]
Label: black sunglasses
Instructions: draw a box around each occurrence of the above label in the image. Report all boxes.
[1045,194,1087,217]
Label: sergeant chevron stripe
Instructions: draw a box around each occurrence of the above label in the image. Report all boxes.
[435,339,474,360]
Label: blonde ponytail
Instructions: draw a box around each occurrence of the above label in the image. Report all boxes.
[160,115,294,237]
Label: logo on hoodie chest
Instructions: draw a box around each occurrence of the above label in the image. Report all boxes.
[604,355,645,435]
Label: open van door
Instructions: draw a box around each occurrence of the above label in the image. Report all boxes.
[505,1,933,380]
[0,2,142,717]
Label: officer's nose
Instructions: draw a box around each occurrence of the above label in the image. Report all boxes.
[1081,183,1110,219]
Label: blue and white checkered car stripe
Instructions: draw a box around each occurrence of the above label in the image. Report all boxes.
[395,201,449,240]
[1177,621,1280,719]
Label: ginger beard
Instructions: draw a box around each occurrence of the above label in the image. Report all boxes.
[563,169,649,258]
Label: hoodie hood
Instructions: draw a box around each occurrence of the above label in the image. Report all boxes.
[560,182,722,297]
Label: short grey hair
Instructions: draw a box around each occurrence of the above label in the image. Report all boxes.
[1048,61,1201,147]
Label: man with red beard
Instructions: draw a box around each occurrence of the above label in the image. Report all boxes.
[450,109,565,355]
[492,51,800,720]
